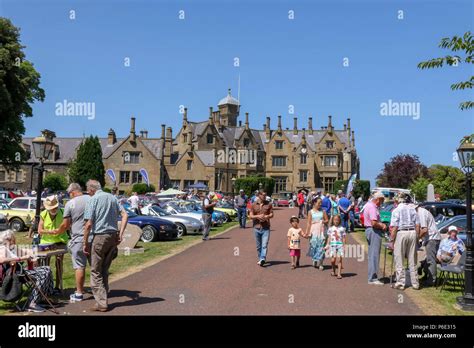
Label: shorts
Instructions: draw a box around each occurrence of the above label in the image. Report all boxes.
[290,249,301,257]
[68,241,87,270]
[329,244,344,257]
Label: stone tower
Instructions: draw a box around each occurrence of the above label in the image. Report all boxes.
[217,88,240,127]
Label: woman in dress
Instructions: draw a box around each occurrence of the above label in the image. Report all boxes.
[305,197,329,270]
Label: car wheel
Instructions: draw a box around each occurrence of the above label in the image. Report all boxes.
[175,223,186,237]
[140,225,158,242]
[224,214,231,223]
[9,218,25,232]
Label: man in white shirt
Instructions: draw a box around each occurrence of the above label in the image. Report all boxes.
[390,193,420,290]
[128,192,140,215]
[416,204,441,286]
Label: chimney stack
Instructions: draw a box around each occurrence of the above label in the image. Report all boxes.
[352,130,355,147]
[130,117,136,142]
[183,107,188,127]
[293,117,298,135]
[344,123,347,131]
[144,130,148,138]
[209,107,214,125]
[265,116,271,138]
[166,127,172,140]
[161,124,166,140]
[347,117,351,141]
[239,120,242,127]
[277,115,282,133]
[308,117,313,135]
[327,115,333,134]
[107,129,116,146]
[245,112,249,130]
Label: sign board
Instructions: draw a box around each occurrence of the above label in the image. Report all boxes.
[117,222,144,255]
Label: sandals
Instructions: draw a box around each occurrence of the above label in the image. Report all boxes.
[337,274,342,279]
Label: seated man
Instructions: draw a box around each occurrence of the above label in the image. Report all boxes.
[437,226,465,264]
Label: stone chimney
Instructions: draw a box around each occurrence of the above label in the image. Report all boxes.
[166,127,172,140]
[277,115,282,133]
[293,117,298,135]
[266,116,271,138]
[208,107,214,125]
[352,130,355,147]
[347,118,351,142]
[143,130,148,138]
[107,128,116,146]
[161,124,166,140]
[327,115,333,134]
[344,124,347,131]
[245,112,249,130]
[130,117,136,142]
[183,108,188,128]
[308,117,313,135]
[239,120,242,127]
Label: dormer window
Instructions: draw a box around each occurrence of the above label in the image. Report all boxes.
[275,141,284,149]
[207,134,214,144]
[243,138,250,147]
[326,141,334,149]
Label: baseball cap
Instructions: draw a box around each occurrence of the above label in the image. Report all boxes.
[448,226,458,233]
[372,191,385,200]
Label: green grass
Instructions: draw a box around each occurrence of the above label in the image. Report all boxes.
[0,221,238,314]
[352,228,473,315]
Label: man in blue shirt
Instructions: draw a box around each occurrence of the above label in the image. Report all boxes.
[338,194,351,232]
[437,226,465,263]
[321,194,332,217]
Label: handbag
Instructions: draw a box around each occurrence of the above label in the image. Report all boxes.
[0,263,23,302]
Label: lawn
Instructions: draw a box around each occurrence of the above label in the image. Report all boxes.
[351,228,472,316]
[0,221,238,314]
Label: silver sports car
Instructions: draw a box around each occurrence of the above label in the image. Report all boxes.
[141,204,204,238]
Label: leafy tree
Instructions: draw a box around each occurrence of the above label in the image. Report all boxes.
[43,172,68,192]
[131,183,156,195]
[234,176,275,197]
[68,136,105,188]
[418,31,473,110]
[376,154,428,189]
[333,179,370,200]
[0,18,45,169]
[409,177,431,202]
[428,164,465,200]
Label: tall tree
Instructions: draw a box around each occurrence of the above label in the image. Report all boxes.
[418,31,473,110]
[0,18,45,168]
[376,154,428,189]
[68,136,105,188]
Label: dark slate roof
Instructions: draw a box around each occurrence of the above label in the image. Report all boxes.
[195,150,215,166]
[21,136,163,163]
[141,138,164,159]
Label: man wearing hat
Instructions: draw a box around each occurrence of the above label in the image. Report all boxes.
[38,195,69,293]
[390,193,420,290]
[416,203,441,286]
[437,226,465,264]
[234,189,248,229]
[363,191,387,285]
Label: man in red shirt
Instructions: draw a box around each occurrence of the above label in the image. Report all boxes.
[297,190,305,219]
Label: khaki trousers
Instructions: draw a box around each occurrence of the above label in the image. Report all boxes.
[90,233,117,308]
[394,230,419,288]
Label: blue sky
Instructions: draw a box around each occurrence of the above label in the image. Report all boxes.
[2,0,473,185]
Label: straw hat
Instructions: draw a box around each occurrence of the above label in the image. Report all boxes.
[44,195,59,210]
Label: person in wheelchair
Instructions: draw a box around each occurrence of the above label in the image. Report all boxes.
[0,230,54,312]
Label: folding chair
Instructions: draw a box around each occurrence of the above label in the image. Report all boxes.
[1,263,59,314]
[436,252,466,293]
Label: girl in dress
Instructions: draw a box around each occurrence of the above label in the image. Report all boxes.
[287,216,306,269]
[325,215,346,279]
[305,197,329,270]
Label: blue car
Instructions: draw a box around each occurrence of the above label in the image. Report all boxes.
[123,206,179,242]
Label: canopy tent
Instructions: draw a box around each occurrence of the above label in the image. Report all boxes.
[186,182,209,190]
[157,188,186,196]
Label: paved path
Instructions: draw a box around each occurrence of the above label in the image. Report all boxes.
[56,207,421,315]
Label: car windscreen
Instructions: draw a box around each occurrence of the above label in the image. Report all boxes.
[151,206,171,216]
[124,206,138,217]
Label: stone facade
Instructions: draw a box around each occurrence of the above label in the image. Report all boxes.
[1,90,359,195]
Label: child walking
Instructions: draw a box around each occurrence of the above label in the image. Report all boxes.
[325,215,346,279]
[288,216,306,269]
[306,197,329,270]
